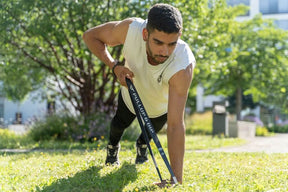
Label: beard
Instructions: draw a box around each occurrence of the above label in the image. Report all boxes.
[146,43,169,65]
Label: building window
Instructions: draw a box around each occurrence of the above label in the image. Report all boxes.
[279,0,288,13]
[275,20,288,30]
[47,101,56,115]
[227,0,250,16]
[260,0,288,14]
[0,103,4,125]
[227,0,249,7]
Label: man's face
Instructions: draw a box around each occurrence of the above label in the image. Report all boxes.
[143,28,181,65]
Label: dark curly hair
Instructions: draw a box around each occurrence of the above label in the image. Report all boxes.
[146,3,182,34]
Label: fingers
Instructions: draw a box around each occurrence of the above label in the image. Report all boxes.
[153,179,176,189]
[114,66,134,87]
[122,74,134,87]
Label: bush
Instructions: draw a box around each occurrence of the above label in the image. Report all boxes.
[0,129,33,149]
[28,112,111,142]
[256,126,269,136]
[268,124,288,133]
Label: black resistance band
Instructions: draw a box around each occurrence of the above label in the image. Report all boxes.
[126,78,178,184]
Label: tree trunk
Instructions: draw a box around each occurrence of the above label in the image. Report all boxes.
[236,87,242,120]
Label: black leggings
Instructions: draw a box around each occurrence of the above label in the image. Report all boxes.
[109,91,167,146]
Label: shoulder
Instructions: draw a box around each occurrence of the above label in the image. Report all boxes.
[126,18,147,33]
[169,64,193,96]
[174,40,196,68]
[104,18,144,46]
[162,40,195,83]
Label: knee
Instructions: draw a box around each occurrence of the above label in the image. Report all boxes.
[111,115,131,131]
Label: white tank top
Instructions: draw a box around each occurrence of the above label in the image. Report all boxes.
[121,18,196,117]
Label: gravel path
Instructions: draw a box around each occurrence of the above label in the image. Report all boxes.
[195,133,288,153]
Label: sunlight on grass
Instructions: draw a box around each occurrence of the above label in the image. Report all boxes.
[1,150,288,191]
[0,120,275,191]
[0,129,33,149]
[157,134,246,151]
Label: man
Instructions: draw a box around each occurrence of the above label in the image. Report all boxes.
[83,3,195,184]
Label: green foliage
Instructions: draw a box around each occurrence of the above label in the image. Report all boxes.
[28,115,78,141]
[28,112,110,142]
[268,125,288,133]
[207,14,288,115]
[1,0,288,117]
[255,126,270,136]
[185,111,213,135]
[0,0,140,115]
[0,129,32,149]
[0,57,45,102]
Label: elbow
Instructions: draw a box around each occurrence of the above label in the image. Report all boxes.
[82,31,89,44]
[82,30,103,47]
[82,32,86,41]
[82,28,95,44]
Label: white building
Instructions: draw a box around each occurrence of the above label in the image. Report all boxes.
[197,0,288,113]
[232,0,288,30]
[0,90,48,127]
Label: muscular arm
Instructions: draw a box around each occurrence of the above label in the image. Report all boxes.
[167,64,193,184]
[82,18,134,84]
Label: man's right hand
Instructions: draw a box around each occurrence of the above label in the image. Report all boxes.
[113,65,134,87]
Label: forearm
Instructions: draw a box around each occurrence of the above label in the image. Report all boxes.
[167,123,185,184]
[82,32,115,69]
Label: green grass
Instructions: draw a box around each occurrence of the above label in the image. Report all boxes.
[1,149,288,191]
[186,111,213,135]
[0,129,33,149]
[0,127,245,151]
[0,129,283,192]
[0,128,251,192]
[0,110,279,192]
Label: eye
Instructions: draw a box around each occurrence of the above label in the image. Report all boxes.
[169,42,177,47]
[153,38,164,45]
[155,40,163,45]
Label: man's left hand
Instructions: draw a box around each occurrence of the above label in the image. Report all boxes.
[153,179,176,188]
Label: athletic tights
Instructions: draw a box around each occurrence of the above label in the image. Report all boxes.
[109,91,167,146]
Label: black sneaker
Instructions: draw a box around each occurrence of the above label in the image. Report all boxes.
[135,143,148,164]
[105,144,120,165]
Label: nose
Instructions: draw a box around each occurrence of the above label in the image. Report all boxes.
[159,45,169,56]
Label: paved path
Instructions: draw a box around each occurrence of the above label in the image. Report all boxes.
[196,133,288,153]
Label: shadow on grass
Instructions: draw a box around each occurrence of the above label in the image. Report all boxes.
[37,162,137,192]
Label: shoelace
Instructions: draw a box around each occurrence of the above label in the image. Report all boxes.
[137,145,148,156]
[107,146,118,157]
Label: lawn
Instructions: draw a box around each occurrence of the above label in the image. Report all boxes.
[0,111,284,192]
[0,130,287,192]
[1,147,288,192]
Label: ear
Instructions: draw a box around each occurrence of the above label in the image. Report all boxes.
[142,28,148,41]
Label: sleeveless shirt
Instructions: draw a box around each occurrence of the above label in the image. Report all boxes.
[121,18,196,117]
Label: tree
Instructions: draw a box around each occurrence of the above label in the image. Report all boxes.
[0,0,143,116]
[2,0,287,122]
[210,15,288,119]
[1,0,235,115]
[0,51,45,102]
[179,0,288,119]
[170,0,251,111]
